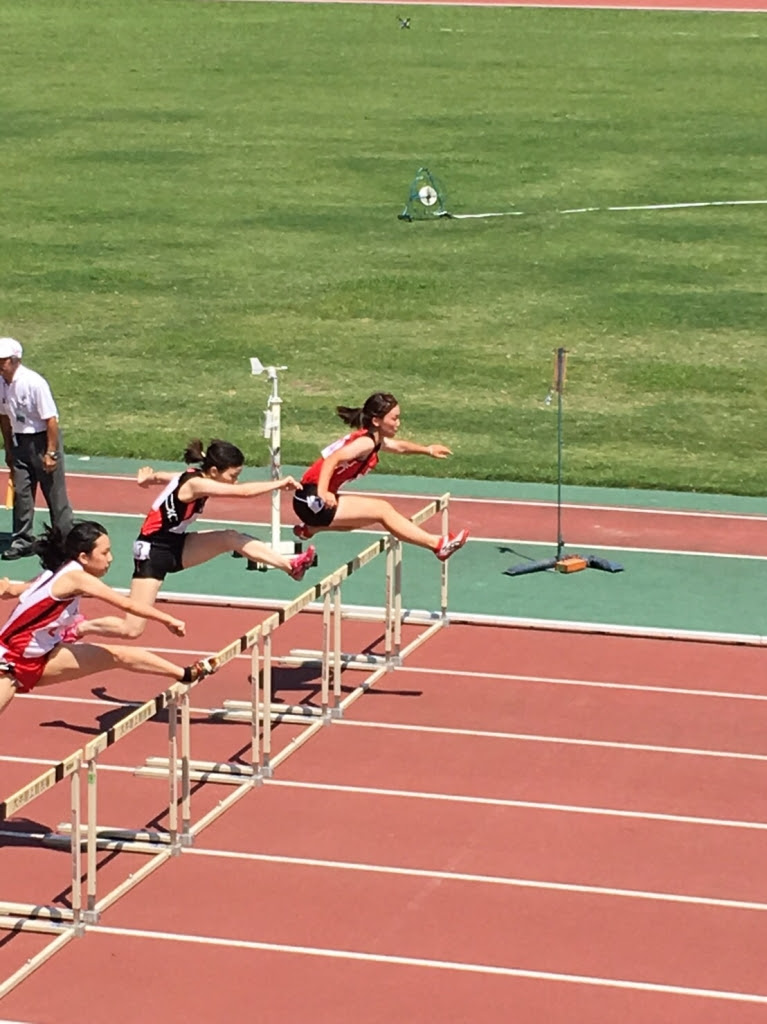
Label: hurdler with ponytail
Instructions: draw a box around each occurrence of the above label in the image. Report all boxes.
[292,393,469,561]
[73,439,316,644]
[0,521,215,720]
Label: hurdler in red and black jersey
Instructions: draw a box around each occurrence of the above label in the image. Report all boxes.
[139,469,208,540]
[133,469,208,580]
[294,428,380,529]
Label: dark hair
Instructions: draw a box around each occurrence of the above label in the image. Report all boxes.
[183,439,244,473]
[336,393,398,430]
[34,521,108,573]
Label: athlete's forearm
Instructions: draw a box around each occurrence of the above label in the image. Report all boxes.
[76,615,132,638]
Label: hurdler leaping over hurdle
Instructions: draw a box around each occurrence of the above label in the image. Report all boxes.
[292,393,469,561]
[0,521,215,720]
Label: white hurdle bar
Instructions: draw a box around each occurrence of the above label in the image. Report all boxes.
[220,495,451,731]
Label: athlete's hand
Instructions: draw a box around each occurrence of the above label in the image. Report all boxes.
[165,617,186,637]
[428,445,452,459]
[137,466,155,487]
[319,491,337,509]
[279,476,299,491]
[0,577,12,598]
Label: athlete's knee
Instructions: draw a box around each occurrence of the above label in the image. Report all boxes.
[122,620,147,640]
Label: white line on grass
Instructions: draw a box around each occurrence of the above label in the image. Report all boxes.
[87,923,767,1004]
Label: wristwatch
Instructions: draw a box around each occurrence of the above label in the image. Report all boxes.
[45,451,59,461]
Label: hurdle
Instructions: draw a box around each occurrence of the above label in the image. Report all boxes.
[140,496,452,790]
[0,677,211,953]
[220,495,451,727]
[0,495,458,997]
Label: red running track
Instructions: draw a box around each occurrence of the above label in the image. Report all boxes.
[54,471,767,555]
[2,604,767,1022]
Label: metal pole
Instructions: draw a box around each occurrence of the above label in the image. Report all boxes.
[267,368,282,552]
[554,347,568,559]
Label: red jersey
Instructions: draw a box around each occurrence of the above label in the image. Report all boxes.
[0,561,82,659]
[139,469,207,540]
[301,429,380,494]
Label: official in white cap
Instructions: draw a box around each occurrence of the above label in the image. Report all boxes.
[0,337,74,559]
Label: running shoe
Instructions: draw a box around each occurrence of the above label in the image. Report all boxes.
[60,614,85,644]
[288,545,316,581]
[435,529,470,562]
[292,523,314,541]
[182,657,219,684]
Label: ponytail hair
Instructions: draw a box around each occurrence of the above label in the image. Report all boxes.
[33,521,108,573]
[183,439,245,473]
[336,392,398,431]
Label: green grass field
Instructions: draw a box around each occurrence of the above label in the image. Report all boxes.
[2,0,765,492]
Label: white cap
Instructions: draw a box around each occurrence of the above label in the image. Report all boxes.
[0,338,22,360]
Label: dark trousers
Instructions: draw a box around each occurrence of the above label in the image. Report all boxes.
[11,432,74,548]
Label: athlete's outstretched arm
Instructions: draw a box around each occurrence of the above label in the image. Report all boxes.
[0,578,32,600]
[382,438,452,458]
[137,467,177,488]
[52,572,186,636]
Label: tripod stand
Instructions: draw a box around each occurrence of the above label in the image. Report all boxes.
[504,348,623,578]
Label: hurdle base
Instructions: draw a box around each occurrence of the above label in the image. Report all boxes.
[44,825,174,855]
[504,554,624,576]
[287,648,400,669]
[139,756,260,786]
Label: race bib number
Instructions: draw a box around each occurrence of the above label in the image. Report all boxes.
[307,494,325,514]
[133,540,152,561]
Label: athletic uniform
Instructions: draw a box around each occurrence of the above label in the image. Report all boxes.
[0,561,83,692]
[133,470,207,580]
[293,429,380,528]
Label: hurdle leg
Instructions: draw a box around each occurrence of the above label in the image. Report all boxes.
[332,576,343,712]
[261,628,273,777]
[321,587,331,718]
[384,538,394,659]
[85,752,99,924]
[393,537,403,659]
[180,687,192,846]
[167,692,180,854]
[70,756,84,935]
[250,642,261,770]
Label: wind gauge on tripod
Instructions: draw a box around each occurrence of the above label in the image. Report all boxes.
[504,348,623,578]
[245,357,304,568]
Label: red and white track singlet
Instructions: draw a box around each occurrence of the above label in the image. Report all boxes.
[301,429,380,494]
[138,469,207,540]
[0,561,82,660]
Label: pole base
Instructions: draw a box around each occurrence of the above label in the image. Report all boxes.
[503,558,557,577]
[504,553,624,577]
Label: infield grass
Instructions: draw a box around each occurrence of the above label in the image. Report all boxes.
[1,0,765,492]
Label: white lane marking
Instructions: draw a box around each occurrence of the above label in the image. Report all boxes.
[399,666,767,703]
[88,923,767,1004]
[186,846,767,913]
[267,779,767,831]
[337,718,767,762]
[63,471,767,523]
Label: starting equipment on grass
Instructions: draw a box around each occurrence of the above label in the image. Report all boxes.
[504,347,624,578]
[398,168,450,221]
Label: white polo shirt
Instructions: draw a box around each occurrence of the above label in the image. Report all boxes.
[0,364,60,435]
